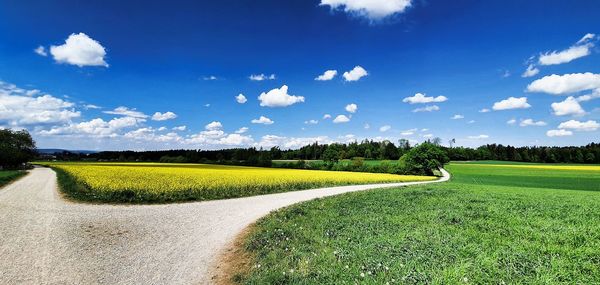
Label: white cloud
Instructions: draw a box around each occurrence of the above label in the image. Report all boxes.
[50,33,108,67]
[34,46,47,56]
[526,73,600,95]
[479,108,490,113]
[256,135,331,149]
[345,103,358,113]
[203,76,218,80]
[401,128,416,136]
[40,116,144,138]
[320,0,412,20]
[333,114,350,123]
[151,111,177,121]
[258,85,305,107]
[83,104,101,110]
[522,64,540,78]
[558,119,599,131]
[576,89,600,102]
[323,114,332,119]
[205,121,223,131]
[249,74,276,81]
[506,119,517,125]
[422,134,433,138]
[538,34,595,65]
[412,105,440,112]
[451,114,464,120]
[403,93,448,104]
[251,116,274,125]
[342,66,368,81]
[467,120,475,124]
[315,70,338,81]
[172,125,187,131]
[551,96,585,116]
[103,106,148,118]
[379,125,391,132]
[235,127,249,134]
[519,119,547,127]
[492,97,531,110]
[235,93,247,104]
[305,119,319,125]
[0,81,80,126]
[364,123,370,129]
[467,134,489,139]
[157,127,167,131]
[546,129,573,137]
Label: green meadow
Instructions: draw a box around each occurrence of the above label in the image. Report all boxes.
[0,170,25,187]
[233,162,600,284]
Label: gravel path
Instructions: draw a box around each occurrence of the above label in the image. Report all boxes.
[0,167,449,284]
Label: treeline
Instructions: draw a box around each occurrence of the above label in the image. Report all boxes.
[447,143,600,164]
[43,140,600,165]
[45,139,413,164]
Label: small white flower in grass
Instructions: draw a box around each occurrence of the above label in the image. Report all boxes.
[289,269,294,273]
[463,277,469,283]
[360,272,365,278]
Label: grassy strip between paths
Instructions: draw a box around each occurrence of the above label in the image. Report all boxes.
[0,170,26,188]
[42,162,435,203]
[228,162,600,284]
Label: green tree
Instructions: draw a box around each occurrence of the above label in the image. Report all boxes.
[399,142,449,175]
[0,129,37,169]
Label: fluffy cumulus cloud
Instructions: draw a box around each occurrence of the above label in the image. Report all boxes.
[538,34,596,66]
[39,116,144,138]
[342,66,368,81]
[186,121,253,147]
[256,135,331,149]
[103,106,148,118]
[333,114,350,123]
[249,74,276,81]
[522,64,540,78]
[506,119,517,125]
[172,125,187,131]
[305,119,319,125]
[479,108,490,113]
[403,93,447,104]
[315,70,338,81]
[546,129,573,137]
[526,73,600,95]
[558,119,599,131]
[576,88,600,102]
[0,81,80,126]
[151,111,177,121]
[258,85,305,107]
[203,75,218,81]
[492,97,531,110]
[235,93,247,104]
[412,105,440,112]
[379,125,391,132]
[320,0,412,20]
[519,119,547,127]
[345,103,358,113]
[251,116,274,125]
[49,33,108,67]
[451,114,464,120]
[323,114,332,119]
[235,127,249,134]
[551,96,585,116]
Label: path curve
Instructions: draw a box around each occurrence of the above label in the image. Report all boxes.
[0,167,449,284]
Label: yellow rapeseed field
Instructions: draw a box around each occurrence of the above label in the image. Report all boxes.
[43,162,435,202]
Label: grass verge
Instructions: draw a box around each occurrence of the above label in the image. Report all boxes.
[0,170,26,188]
[229,162,600,284]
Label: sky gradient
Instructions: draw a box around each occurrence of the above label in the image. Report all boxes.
[1,0,599,150]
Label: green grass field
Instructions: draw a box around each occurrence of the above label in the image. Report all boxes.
[0,170,26,187]
[233,162,600,284]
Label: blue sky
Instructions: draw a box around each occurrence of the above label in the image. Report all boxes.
[1,0,599,150]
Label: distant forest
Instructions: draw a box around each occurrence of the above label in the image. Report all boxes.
[41,139,600,165]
